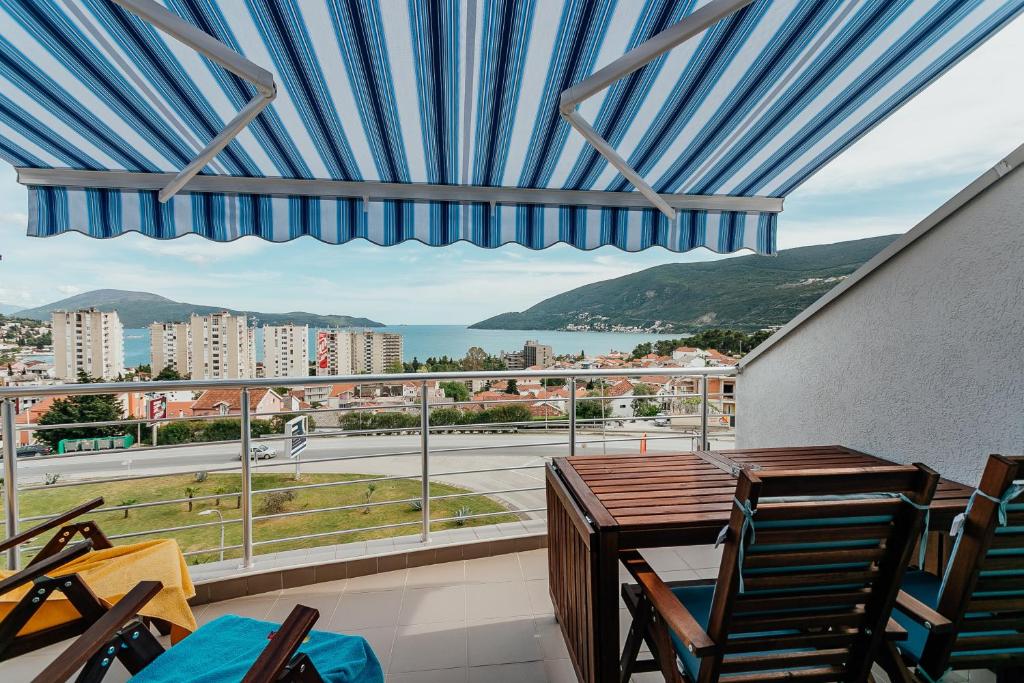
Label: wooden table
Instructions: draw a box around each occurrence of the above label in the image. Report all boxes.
[545,445,974,683]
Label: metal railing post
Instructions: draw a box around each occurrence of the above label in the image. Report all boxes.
[420,381,430,542]
[569,380,577,457]
[2,399,18,570]
[700,377,709,450]
[239,388,254,568]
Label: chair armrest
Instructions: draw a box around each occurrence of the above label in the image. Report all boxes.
[0,497,104,553]
[0,540,92,597]
[895,590,953,634]
[885,617,908,641]
[31,580,163,683]
[242,605,320,683]
[620,550,716,657]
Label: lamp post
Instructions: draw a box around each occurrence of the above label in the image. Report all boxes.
[198,509,225,562]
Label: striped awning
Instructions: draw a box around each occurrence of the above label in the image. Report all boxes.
[2,0,1021,255]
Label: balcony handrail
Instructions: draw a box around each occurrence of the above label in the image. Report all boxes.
[0,365,736,400]
[1,365,735,572]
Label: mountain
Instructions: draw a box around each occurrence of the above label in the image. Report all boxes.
[471,235,900,333]
[0,304,22,315]
[15,290,384,329]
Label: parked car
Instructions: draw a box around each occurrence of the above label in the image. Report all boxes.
[16,444,51,458]
[653,413,670,427]
[237,444,277,460]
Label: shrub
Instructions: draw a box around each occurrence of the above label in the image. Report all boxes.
[257,490,295,515]
[454,506,471,527]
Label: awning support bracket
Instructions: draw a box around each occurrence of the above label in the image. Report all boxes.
[558,0,756,220]
[110,0,277,204]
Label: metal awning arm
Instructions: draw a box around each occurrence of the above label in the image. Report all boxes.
[558,0,756,219]
[110,0,277,203]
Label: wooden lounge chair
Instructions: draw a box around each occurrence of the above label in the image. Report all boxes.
[0,497,114,660]
[619,464,938,682]
[878,454,1024,683]
[32,580,384,683]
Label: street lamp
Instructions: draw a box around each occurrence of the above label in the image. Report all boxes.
[198,509,225,562]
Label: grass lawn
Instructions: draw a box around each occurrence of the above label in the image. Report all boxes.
[17,472,518,565]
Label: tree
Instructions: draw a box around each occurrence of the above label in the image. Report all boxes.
[135,364,152,375]
[630,342,653,359]
[631,383,659,417]
[35,371,126,450]
[439,381,470,403]
[504,379,519,395]
[154,365,183,381]
[385,359,405,374]
[575,398,607,422]
[541,377,566,387]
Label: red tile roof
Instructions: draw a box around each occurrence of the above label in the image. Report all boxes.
[192,388,272,412]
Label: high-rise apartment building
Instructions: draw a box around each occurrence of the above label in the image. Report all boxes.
[188,312,254,379]
[523,340,554,368]
[315,330,402,375]
[52,309,124,380]
[150,322,191,377]
[352,331,403,374]
[263,324,309,378]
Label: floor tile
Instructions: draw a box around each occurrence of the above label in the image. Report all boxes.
[344,625,396,673]
[389,667,469,682]
[466,555,524,583]
[467,617,542,667]
[533,615,570,661]
[400,585,467,625]
[406,561,466,588]
[266,591,342,625]
[331,589,404,630]
[467,661,547,683]
[674,544,722,570]
[543,658,578,683]
[640,547,688,572]
[519,549,548,581]
[390,621,469,673]
[526,579,554,616]
[466,581,533,621]
[346,568,408,593]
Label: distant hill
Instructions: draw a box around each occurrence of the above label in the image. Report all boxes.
[16,289,384,329]
[471,235,900,333]
[0,304,22,315]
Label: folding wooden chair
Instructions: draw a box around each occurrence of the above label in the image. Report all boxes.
[879,454,1024,683]
[0,497,114,660]
[619,463,938,682]
[32,580,383,683]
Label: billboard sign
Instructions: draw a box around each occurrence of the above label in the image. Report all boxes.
[148,395,167,421]
[316,332,329,370]
[286,415,307,458]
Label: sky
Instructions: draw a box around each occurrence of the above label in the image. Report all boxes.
[1,16,1023,325]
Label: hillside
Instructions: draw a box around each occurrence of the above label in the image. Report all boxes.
[471,235,899,333]
[16,290,384,329]
[0,304,21,314]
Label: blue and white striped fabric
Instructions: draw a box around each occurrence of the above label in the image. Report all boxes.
[3,0,1022,254]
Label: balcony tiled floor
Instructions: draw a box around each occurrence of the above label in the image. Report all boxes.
[5,545,997,682]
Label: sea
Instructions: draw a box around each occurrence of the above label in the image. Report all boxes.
[116,325,685,367]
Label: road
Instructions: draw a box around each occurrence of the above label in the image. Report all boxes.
[13,428,733,517]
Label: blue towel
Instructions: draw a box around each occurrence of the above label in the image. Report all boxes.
[129,615,383,683]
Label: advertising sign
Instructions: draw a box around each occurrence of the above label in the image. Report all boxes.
[286,415,307,458]
[148,395,167,421]
[316,331,330,370]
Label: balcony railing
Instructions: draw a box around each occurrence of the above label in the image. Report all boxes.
[0,366,736,576]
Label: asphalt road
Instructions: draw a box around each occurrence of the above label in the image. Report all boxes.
[13,429,733,517]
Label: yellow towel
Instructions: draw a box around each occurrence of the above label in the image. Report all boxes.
[0,539,197,642]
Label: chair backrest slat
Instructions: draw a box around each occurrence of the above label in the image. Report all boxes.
[698,464,938,683]
[922,455,1024,675]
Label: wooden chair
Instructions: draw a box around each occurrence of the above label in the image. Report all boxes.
[619,464,938,682]
[0,497,114,660]
[879,454,1024,683]
[32,580,383,683]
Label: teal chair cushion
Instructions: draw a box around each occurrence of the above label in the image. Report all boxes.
[129,615,384,683]
[667,585,716,680]
[891,570,941,663]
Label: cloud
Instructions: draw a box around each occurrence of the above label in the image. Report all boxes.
[55,285,84,296]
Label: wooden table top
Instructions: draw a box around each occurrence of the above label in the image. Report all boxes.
[553,445,974,533]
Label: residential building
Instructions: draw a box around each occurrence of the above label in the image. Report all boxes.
[191,387,284,417]
[188,312,254,380]
[500,350,525,370]
[523,340,554,368]
[314,330,354,376]
[51,309,124,380]
[352,331,402,374]
[263,324,309,378]
[149,322,191,377]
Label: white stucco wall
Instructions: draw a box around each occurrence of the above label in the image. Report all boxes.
[736,163,1024,486]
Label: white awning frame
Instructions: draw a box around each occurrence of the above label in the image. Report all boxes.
[111,0,277,203]
[16,167,785,213]
[558,0,756,219]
